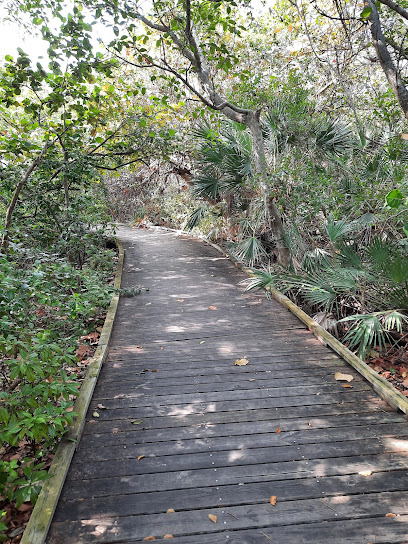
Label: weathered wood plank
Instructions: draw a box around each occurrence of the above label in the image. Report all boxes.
[54,470,408,521]
[47,491,408,543]
[83,398,392,428]
[72,516,408,544]
[87,390,389,417]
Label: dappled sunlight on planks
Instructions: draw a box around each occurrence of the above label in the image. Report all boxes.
[384,437,408,454]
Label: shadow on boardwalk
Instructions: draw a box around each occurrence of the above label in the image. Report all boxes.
[47,226,408,543]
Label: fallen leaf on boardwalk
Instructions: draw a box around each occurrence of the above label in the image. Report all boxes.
[145,302,152,305]
[137,455,145,461]
[270,496,277,506]
[402,378,408,387]
[249,379,255,382]
[358,470,373,476]
[92,412,100,418]
[234,358,249,366]
[209,306,217,310]
[308,422,312,427]
[132,421,142,425]
[160,346,164,350]
[164,536,174,539]
[177,299,184,302]
[334,372,354,382]
[385,513,397,517]
[151,369,158,372]
[200,341,205,344]
[276,426,281,434]
[97,404,106,410]
[208,514,217,523]
[342,384,353,388]
[143,537,156,541]
[137,346,142,349]
[166,509,175,513]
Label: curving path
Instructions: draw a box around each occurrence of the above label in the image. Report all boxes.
[47,226,408,543]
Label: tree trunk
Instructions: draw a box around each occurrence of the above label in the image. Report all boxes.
[369,0,408,121]
[246,111,290,267]
[0,142,50,252]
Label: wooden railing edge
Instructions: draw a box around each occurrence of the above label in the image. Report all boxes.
[20,238,125,544]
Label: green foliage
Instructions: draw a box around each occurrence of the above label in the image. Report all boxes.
[340,311,408,358]
[246,219,408,357]
[0,459,50,510]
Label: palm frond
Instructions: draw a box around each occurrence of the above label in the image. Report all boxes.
[190,171,226,199]
[301,248,332,273]
[324,218,353,244]
[185,206,206,231]
[340,310,408,358]
[244,268,275,292]
[312,119,358,156]
[232,236,266,265]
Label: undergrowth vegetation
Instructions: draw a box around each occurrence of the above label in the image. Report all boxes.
[0,225,115,537]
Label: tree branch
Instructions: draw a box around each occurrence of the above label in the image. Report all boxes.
[377,0,408,21]
[368,0,408,120]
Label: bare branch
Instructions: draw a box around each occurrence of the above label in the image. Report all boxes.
[377,0,408,21]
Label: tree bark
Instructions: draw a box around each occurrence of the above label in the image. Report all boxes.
[246,111,290,267]
[1,142,50,252]
[368,0,408,121]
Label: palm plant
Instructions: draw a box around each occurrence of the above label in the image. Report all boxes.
[245,216,408,358]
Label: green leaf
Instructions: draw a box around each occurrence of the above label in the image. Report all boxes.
[386,189,403,208]
[168,129,176,137]
[360,6,372,18]
[403,223,408,238]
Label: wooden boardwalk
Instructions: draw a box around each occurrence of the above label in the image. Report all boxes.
[47,227,408,543]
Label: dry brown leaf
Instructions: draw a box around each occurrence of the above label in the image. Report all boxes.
[334,372,354,382]
[402,377,408,387]
[276,426,281,434]
[208,514,218,523]
[385,513,397,517]
[234,358,249,366]
[151,369,158,372]
[177,299,184,302]
[270,496,277,505]
[166,509,175,513]
[97,404,106,410]
[249,379,255,382]
[209,306,217,310]
[18,503,34,513]
[401,133,408,140]
[137,455,145,461]
[164,536,174,540]
[358,470,373,476]
[143,537,156,541]
[342,384,353,388]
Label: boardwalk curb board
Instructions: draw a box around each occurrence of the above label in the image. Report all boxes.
[155,226,408,415]
[20,239,125,544]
